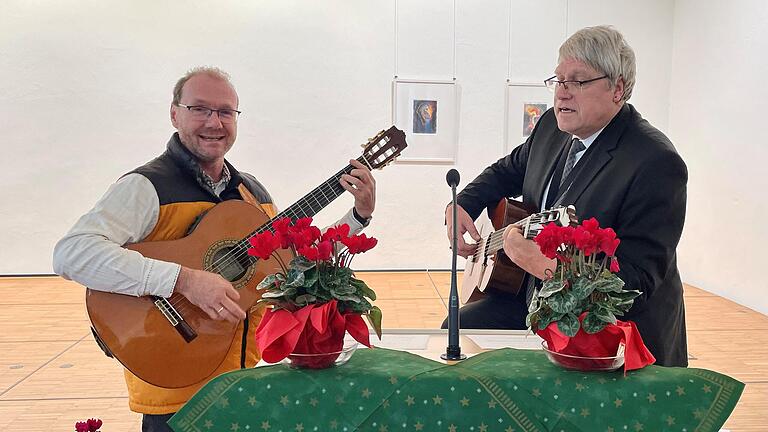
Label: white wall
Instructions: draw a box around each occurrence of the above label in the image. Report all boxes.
[0,0,675,275]
[669,0,768,314]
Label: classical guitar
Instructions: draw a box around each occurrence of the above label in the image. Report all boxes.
[460,198,577,304]
[86,127,407,388]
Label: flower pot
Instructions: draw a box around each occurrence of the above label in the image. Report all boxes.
[284,340,358,369]
[542,340,624,371]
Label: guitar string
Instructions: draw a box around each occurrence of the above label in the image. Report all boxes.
[206,160,358,273]
[471,211,563,260]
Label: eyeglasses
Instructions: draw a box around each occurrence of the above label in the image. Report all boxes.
[176,104,241,123]
[544,75,609,93]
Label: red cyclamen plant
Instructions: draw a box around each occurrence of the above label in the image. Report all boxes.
[526,218,641,337]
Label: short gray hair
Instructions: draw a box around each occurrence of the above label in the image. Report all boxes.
[558,26,636,102]
[172,66,236,105]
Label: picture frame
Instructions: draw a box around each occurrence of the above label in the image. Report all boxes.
[504,82,553,154]
[392,78,458,163]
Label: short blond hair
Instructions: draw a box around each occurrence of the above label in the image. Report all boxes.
[172,66,236,105]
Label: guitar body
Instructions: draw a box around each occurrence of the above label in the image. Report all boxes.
[460,199,534,304]
[86,200,293,388]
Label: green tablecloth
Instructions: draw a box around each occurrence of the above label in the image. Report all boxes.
[169,348,743,432]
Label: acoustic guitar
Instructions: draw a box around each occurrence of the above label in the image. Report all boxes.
[86,127,407,388]
[460,198,577,304]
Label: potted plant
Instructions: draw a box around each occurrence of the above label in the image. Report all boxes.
[528,218,655,372]
[248,217,381,368]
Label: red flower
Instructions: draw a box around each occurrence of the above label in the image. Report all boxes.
[322,224,351,242]
[610,256,620,272]
[573,226,599,256]
[283,218,321,249]
[317,240,333,260]
[74,418,102,432]
[272,217,291,234]
[248,231,281,260]
[298,240,334,261]
[342,233,378,254]
[534,223,569,259]
[87,419,103,432]
[597,227,620,256]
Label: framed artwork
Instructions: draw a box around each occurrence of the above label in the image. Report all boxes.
[505,82,553,153]
[392,79,458,163]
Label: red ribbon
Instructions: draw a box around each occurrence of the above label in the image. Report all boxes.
[536,314,656,373]
[255,300,371,364]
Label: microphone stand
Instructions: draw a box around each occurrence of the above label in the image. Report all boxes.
[442,171,466,361]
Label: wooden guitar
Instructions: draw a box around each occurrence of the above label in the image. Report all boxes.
[86,127,407,388]
[460,198,577,304]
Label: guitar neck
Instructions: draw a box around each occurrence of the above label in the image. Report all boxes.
[483,215,536,256]
[244,156,364,239]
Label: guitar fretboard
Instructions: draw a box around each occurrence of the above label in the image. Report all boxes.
[203,155,367,272]
[477,208,569,260]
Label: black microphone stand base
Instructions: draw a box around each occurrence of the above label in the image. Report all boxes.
[441,345,467,361]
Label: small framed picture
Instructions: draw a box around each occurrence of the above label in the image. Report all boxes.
[392,78,458,163]
[505,82,553,153]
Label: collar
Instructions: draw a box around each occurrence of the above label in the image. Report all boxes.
[166,133,238,197]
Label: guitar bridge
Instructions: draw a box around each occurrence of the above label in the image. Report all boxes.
[153,296,198,343]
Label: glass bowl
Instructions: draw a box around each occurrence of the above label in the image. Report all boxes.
[282,340,358,369]
[541,341,624,372]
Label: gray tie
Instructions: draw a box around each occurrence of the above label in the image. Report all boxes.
[561,138,585,185]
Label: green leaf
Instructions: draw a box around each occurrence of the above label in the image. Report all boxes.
[582,311,607,334]
[289,256,316,272]
[257,274,279,290]
[570,277,597,300]
[592,274,625,293]
[612,289,642,302]
[548,291,578,314]
[614,300,635,314]
[302,267,319,288]
[593,306,617,325]
[293,294,316,306]
[538,278,566,298]
[351,278,377,301]
[331,289,363,303]
[556,312,580,337]
[285,267,306,288]
[366,306,383,339]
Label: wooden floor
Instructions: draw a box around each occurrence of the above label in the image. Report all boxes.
[1,273,766,431]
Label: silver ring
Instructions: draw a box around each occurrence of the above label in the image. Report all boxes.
[217,306,224,313]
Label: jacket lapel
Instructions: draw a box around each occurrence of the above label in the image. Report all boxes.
[560,105,631,205]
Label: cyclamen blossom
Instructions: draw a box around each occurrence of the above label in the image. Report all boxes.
[74,418,102,432]
[342,233,378,254]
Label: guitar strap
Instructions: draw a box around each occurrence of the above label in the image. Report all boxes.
[237,183,261,208]
[236,182,266,369]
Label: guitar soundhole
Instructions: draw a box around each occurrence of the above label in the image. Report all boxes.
[210,244,254,283]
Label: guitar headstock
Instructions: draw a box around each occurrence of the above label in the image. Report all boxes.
[523,205,578,239]
[360,126,408,169]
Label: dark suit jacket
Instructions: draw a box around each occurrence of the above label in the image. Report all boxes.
[457,104,688,366]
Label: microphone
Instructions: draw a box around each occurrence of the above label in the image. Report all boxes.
[442,169,466,361]
[446,169,460,188]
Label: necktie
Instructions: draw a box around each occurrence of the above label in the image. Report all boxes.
[561,138,585,186]
[545,138,586,209]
